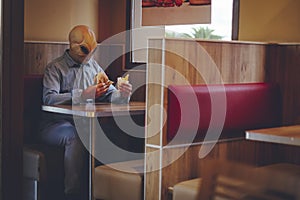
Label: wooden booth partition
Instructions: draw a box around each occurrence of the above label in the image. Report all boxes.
[265,43,300,125]
[145,38,270,200]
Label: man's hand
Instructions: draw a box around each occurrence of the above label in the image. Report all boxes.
[81,83,109,100]
[118,82,132,98]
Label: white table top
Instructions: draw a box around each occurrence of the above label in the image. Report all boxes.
[42,101,145,117]
[245,125,300,146]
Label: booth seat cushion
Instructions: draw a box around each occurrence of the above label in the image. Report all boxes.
[93,159,144,200]
[23,146,47,181]
[173,178,201,200]
[167,82,282,142]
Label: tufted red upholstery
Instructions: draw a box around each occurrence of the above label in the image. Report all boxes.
[167,83,282,143]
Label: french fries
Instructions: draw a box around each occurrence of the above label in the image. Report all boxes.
[117,74,129,88]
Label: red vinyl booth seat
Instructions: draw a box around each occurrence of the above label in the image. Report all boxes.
[167,82,282,143]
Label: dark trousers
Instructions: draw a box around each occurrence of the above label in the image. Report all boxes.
[39,120,87,196]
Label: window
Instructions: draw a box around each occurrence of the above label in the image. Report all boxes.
[165,0,234,40]
[126,0,239,67]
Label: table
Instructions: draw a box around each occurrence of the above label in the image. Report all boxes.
[42,101,146,117]
[42,101,146,200]
[245,125,300,146]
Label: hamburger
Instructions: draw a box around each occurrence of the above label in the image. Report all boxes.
[94,72,114,86]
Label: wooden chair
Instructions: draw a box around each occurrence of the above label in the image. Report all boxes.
[198,159,300,200]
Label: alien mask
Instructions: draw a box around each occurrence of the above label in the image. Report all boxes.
[69,25,97,64]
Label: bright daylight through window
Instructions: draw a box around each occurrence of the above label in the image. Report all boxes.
[165,0,233,40]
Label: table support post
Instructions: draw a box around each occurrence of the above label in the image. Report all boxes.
[89,117,96,200]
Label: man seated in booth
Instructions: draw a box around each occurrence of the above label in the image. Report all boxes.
[38,25,132,200]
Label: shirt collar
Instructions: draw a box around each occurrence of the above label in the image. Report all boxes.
[64,49,93,68]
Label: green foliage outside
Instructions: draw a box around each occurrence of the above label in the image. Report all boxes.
[166,26,223,40]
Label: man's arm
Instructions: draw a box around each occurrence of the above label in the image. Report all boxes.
[43,65,72,105]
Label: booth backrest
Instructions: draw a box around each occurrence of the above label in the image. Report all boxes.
[167,83,282,142]
[24,74,44,144]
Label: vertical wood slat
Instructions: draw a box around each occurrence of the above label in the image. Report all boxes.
[146,39,164,146]
[145,146,161,200]
[145,39,164,200]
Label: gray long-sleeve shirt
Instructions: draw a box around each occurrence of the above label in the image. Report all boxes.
[40,50,129,130]
[43,49,129,105]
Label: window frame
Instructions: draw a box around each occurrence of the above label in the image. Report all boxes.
[124,0,240,69]
[125,0,146,70]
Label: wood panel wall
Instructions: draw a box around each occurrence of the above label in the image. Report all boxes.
[24,41,68,74]
[145,38,300,200]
